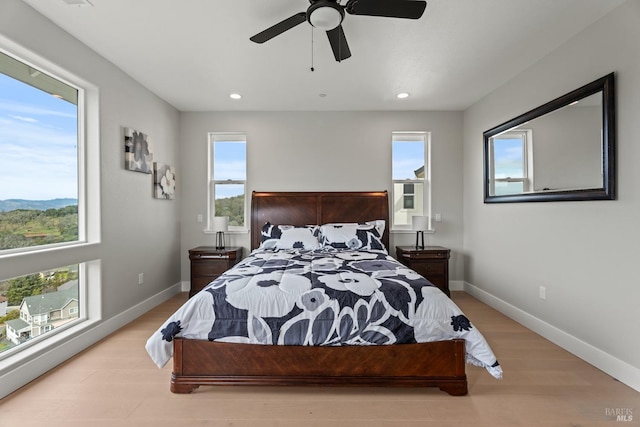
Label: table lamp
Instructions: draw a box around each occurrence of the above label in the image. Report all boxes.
[412,215,429,250]
[212,216,229,250]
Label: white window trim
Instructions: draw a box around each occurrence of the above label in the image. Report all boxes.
[206,132,248,234]
[391,131,432,233]
[0,36,102,388]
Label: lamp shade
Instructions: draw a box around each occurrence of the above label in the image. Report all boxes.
[411,215,429,231]
[212,216,229,232]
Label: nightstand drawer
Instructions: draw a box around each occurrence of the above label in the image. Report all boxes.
[404,251,449,260]
[411,262,446,278]
[191,261,228,276]
[188,246,243,298]
[395,246,451,297]
[190,252,232,260]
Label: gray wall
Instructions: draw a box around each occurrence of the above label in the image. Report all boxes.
[0,0,181,396]
[179,111,465,282]
[463,0,640,390]
[525,105,602,191]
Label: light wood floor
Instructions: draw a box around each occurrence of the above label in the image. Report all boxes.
[1,292,638,426]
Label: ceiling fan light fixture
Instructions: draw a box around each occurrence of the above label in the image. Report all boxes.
[308,2,344,31]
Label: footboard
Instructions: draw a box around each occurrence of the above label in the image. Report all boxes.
[171,338,468,396]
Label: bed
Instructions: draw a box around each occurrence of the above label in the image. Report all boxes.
[146,191,501,396]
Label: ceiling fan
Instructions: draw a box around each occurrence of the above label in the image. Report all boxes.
[250,0,427,62]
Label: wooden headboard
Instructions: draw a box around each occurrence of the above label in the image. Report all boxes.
[250,191,390,250]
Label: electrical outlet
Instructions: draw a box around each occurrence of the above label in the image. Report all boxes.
[138,273,144,285]
[435,213,442,222]
[197,214,203,223]
[539,286,546,300]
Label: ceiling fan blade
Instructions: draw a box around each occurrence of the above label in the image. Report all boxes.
[250,12,307,43]
[345,0,427,19]
[326,25,352,62]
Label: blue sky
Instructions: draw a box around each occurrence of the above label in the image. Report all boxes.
[493,138,524,178]
[213,141,246,181]
[213,140,246,199]
[392,140,424,180]
[0,73,78,201]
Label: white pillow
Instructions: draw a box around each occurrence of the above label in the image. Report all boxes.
[259,223,320,250]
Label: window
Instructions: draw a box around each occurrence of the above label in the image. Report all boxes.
[208,133,247,231]
[403,183,415,209]
[0,265,83,356]
[0,50,80,251]
[0,42,100,368]
[392,132,430,229]
[489,130,534,195]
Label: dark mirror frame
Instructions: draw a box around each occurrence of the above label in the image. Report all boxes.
[483,73,616,203]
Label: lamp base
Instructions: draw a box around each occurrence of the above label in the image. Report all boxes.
[215,231,225,250]
[415,231,425,250]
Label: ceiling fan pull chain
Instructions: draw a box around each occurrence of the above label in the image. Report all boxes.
[310,27,315,72]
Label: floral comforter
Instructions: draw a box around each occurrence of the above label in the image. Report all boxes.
[145,248,502,379]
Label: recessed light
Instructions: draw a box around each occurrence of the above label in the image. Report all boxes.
[62,0,94,6]
[396,92,410,99]
[229,93,242,100]
[319,93,327,98]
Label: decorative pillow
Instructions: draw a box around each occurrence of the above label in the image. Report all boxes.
[319,221,386,252]
[260,223,320,250]
[366,220,386,238]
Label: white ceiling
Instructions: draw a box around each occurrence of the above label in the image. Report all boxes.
[22,0,624,112]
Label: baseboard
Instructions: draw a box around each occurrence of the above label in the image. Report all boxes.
[0,282,182,399]
[86,281,182,338]
[449,280,464,292]
[464,282,640,393]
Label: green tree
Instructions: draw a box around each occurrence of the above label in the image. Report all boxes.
[0,309,19,324]
[215,195,245,226]
[47,269,78,290]
[0,206,78,250]
[6,274,45,305]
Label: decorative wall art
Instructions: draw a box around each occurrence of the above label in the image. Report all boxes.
[153,162,176,200]
[124,127,153,174]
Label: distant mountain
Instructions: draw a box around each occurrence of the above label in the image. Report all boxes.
[0,198,78,212]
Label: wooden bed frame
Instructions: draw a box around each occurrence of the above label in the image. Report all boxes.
[170,191,468,396]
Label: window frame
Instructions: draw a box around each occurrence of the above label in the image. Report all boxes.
[207,132,248,233]
[391,131,431,232]
[488,129,534,196]
[0,37,102,378]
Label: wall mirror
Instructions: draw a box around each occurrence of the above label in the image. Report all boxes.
[483,73,615,203]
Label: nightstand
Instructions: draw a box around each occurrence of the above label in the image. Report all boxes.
[395,246,451,297]
[188,246,243,298]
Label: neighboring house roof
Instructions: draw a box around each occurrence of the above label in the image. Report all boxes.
[57,280,78,291]
[0,296,7,303]
[5,318,30,332]
[20,288,78,316]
